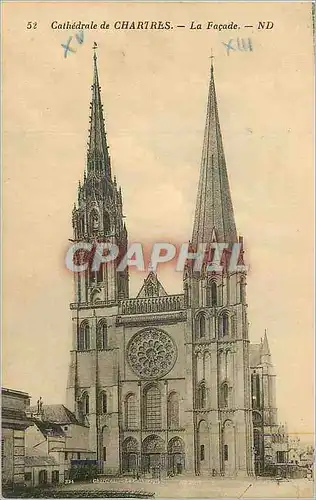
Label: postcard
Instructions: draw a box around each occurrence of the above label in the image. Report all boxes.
[2,2,314,498]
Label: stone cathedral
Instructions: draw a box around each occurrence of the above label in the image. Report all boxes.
[66,51,284,478]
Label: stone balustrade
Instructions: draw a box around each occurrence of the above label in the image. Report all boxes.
[119,294,185,315]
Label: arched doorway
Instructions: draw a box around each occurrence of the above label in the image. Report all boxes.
[167,437,185,475]
[253,427,264,475]
[142,435,165,473]
[38,469,48,485]
[122,437,139,474]
[222,420,236,476]
[197,420,210,474]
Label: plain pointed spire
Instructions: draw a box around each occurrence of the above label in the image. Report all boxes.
[87,43,111,177]
[192,59,237,246]
[262,329,271,356]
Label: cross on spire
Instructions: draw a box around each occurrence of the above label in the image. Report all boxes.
[210,49,215,70]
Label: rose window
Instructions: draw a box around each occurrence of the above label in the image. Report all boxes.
[127,328,177,379]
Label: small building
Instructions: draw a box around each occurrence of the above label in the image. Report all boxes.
[299,450,314,468]
[24,448,60,487]
[271,424,289,465]
[25,402,95,484]
[25,417,66,485]
[1,387,33,489]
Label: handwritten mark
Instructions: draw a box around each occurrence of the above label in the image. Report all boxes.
[61,36,77,58]
[222,38,253,56]
[75,30,84,45]
[222,39,236,55]
[62,31,85,58]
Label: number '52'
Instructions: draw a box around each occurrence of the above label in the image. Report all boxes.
[27,21,37,29]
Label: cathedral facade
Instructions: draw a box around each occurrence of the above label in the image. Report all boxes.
[66,51,256,477]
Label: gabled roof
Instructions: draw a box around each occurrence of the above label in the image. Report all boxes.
[34,420,65,437]
[29,404,79,425]
[137,272,168,298]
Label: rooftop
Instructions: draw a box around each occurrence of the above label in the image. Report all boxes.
[2,387,30,399]
[29,404,80,425]
[25,447,58,467]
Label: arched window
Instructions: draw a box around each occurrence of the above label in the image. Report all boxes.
[78,322,90,351]
[104,211,111,234]
[197,315,206,338]
[207,281,217,306]
[97,321,107,350]
[230,316,236,338]
[197,383,207,409]
[251,374,261,409]
[220,383,229,408]
[144,385,161,430]
[84,324,90,349]
[223,314,229,336]
[80,218,85,236]
[125,393,137,429]
[184,283,189,307]
[90,210,99,233]
[82,393,89,415]
[96,264,103,283]
[240,277,245,303]
[167,392,179,429]
[211,282,217,306]
[219,313,229,338]
[100,392,107,414]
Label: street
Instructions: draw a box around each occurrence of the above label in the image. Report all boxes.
[62,476,314,498]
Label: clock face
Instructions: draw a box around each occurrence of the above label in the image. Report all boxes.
[127,328,177,379]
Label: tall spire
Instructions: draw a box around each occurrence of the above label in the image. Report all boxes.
[192,59,237,246]
[87,43,111,177]
[262,329,271,357]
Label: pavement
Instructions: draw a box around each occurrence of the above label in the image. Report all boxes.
[63,476,315,498]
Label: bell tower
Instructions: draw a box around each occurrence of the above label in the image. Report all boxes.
[184,60,254,476]
[67,47,128,467]
[71,47,129,305]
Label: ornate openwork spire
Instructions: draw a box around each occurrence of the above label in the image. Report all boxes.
[87,43,111,177]
[192,59,237,246]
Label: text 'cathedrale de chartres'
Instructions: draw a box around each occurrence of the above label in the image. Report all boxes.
[50,20,273,31]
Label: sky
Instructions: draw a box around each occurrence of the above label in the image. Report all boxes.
[2,2,314,443]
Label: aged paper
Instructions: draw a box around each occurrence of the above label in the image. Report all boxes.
[2,1,314,498]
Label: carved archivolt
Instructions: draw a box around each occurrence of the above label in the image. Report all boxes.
[195,345,212,356]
